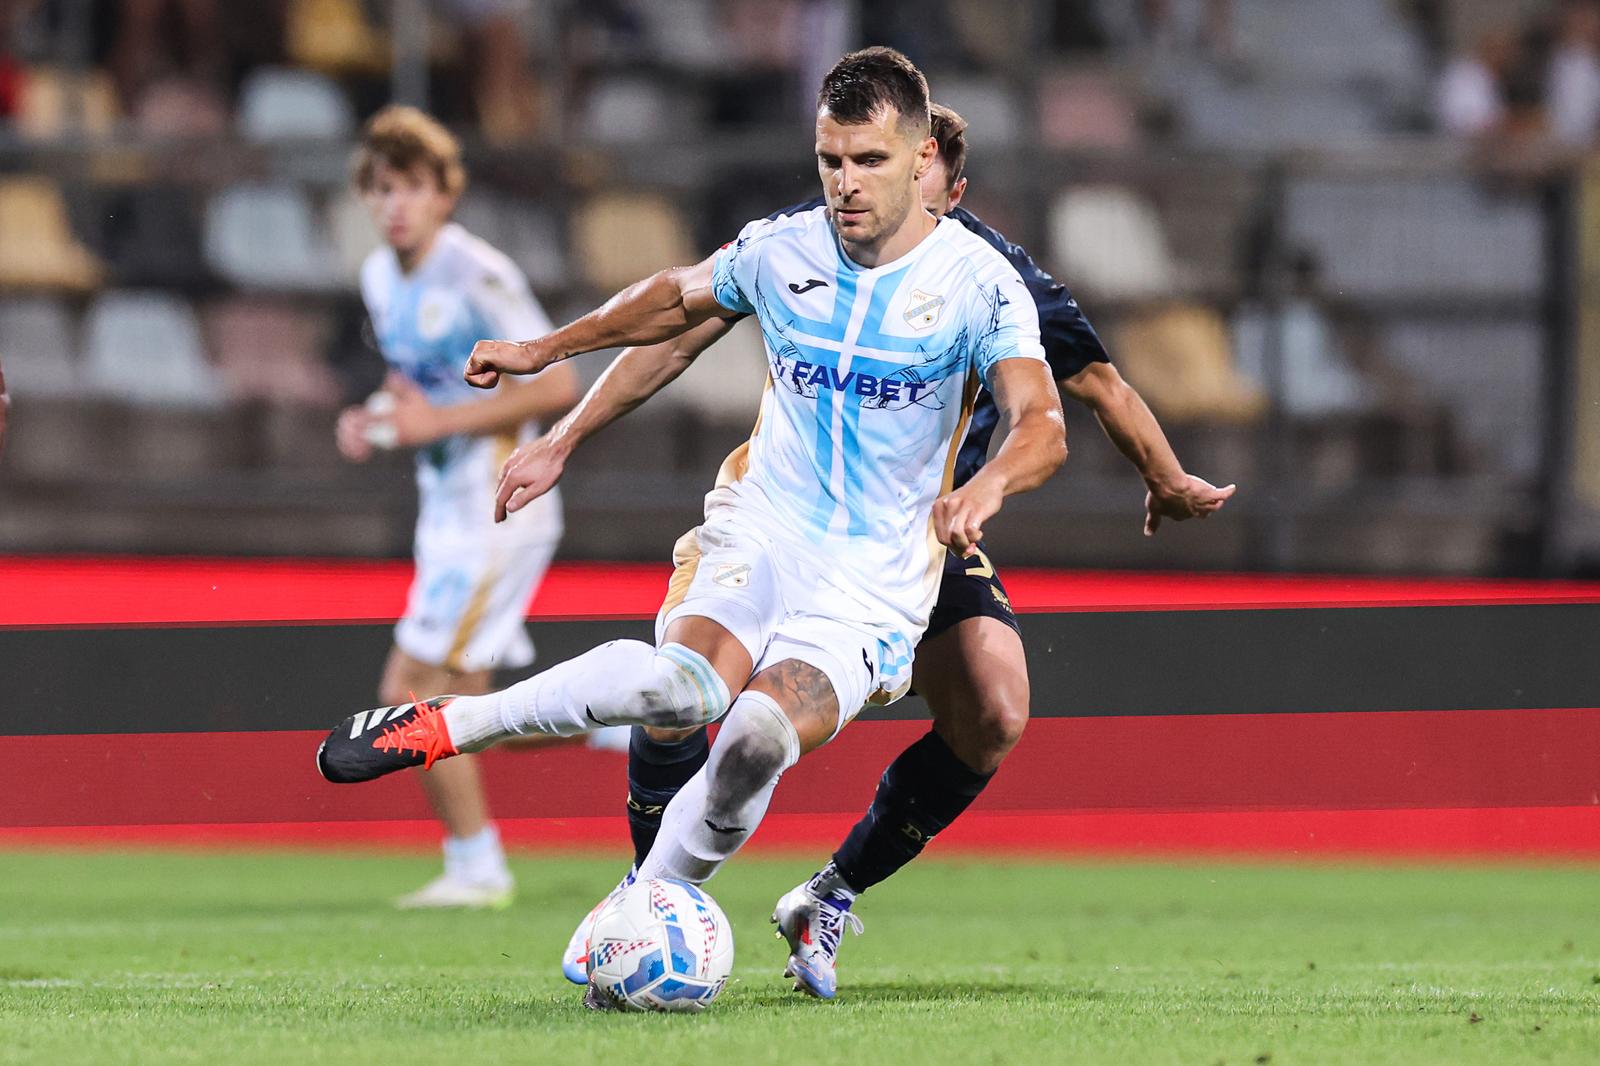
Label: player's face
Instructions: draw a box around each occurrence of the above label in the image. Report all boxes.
[815,107,936,253]
[363,160,455,261]
[918,158,967,218]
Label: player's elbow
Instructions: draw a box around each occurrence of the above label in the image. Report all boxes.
[1067,363,1134,417]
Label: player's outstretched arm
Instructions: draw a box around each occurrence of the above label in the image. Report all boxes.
[464,253,728,389]
[492,316,737,522]
[384,362,582,447]
[932,357,1066,557]
[1060,361,1236,536]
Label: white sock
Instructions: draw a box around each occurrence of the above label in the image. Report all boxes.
[638,691,799,884]
[810,862,858,903]
[442,640,729,748]
[442,825,509,885]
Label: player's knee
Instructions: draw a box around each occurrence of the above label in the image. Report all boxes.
[636,642,731,729]
[963,680,1030,768]
[705,693,799,798]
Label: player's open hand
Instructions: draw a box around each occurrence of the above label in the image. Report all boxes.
[464,338,555,390]
[1145,475,1236,536]
[494,433,569,522]
[932,479,1004,558]
[335,404,374,462]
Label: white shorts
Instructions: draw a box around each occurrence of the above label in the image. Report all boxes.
[654,508,915,737]
[395,436,562,673]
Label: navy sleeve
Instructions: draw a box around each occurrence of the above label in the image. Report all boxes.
[767,195,828,222]
[947,205,1110,382]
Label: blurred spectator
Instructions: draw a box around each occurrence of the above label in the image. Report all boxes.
[108,0,224,108]
[1547,0,1600,145]
[1437,25,1518,136]
[1122,0,1235,60]
[436,0,542,143]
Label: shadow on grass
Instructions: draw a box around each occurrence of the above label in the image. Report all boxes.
[730,979,1096,1011]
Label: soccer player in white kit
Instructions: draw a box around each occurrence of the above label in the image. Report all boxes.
[336,106,580,909]
[317,50,1067,987]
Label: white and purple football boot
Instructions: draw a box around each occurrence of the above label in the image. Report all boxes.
[561,868,637,985]
[771,868,864,1000]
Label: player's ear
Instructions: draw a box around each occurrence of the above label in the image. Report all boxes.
[948,176,968,209]
[913,135,937,179]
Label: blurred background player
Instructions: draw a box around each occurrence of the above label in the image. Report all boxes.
[516,101,1232,995]
[337,105,579,909]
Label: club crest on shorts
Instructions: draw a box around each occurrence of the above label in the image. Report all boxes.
[713,563,751,589]
[903,288,945,330]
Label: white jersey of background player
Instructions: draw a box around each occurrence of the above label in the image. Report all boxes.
[336,106,583,910]
[361,221,564,664]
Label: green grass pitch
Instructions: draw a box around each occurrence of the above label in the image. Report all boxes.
[1,847,1597,1065]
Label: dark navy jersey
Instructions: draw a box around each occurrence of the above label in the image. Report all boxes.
[755,197,1108,488]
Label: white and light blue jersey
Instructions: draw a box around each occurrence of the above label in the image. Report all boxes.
[360,222,554,472]
[707,204,1047,639]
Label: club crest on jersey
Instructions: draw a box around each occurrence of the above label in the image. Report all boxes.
[903,288,945,330]
[713,563,751,589]
[417,290,453,341]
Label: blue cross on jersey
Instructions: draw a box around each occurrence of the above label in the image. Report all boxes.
[705,203,1047,633]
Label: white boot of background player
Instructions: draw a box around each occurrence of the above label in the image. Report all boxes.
[395,825,514,910]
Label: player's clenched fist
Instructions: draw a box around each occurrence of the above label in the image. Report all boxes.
[932,478,1003,558]
[464,338,558,389]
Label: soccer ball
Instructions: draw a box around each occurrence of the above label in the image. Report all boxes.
[585,878,735,1012]
[586,879,734,1012]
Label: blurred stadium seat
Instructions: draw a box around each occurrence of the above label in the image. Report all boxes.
[931,76,1025,147]
[133,77,230,139]
[1111,303,1265,424]
[1048,185,1178,299]
[1285,176,1544,299]
[237,67,356,142]
[204,184,338,291]
[206,297,337,406]
[1037,67,1139,149]
[81,291,224,408]
[0,177,105,292]
[573,192,696,293]
[286,0,390,75]
[582,76,681,144]
[452,194,568,293]
[0,297,80,398]
[15,66,119,141]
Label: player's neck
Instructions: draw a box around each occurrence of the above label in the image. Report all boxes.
[844,208,938,269]
[394,224,447,274]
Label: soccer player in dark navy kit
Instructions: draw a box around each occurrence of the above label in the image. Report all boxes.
[497,103,1234,997]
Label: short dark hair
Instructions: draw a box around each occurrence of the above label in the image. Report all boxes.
[930,103,967,187]
[817,46,930,138]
